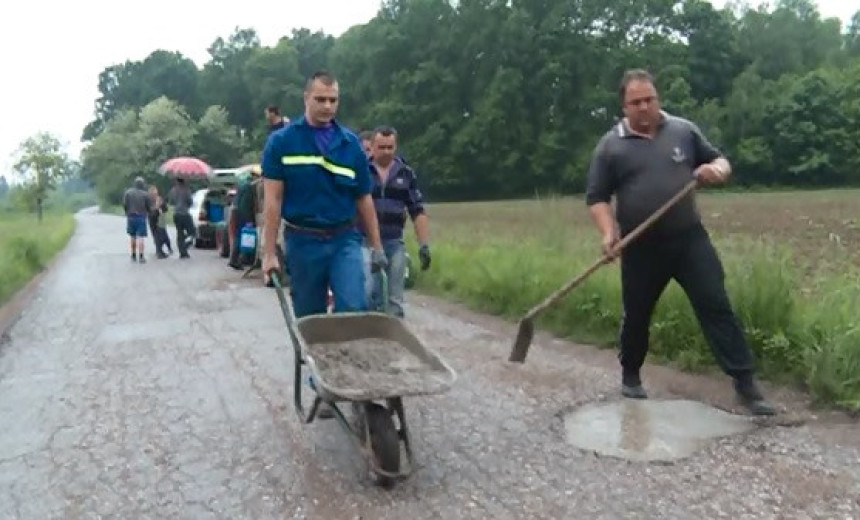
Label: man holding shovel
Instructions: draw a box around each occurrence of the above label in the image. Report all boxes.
[584,68,775,416]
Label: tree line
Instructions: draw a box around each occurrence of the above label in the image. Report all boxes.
[77,0,860,204]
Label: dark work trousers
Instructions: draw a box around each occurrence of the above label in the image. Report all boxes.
[148,215,172,256]
[618,224,755,379]
[173,213,195,258]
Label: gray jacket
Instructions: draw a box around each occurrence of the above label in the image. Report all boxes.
[168,185,193,216]
[123,178,151,216]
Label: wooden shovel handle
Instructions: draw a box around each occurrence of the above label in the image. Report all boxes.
[609,178,698,254]
[523,179,698,320]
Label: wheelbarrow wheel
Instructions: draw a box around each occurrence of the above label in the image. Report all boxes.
[364,402,400,488]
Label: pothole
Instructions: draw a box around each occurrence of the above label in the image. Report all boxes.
[563,399,755,462]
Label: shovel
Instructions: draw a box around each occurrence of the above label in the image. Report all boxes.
[508,179,698,363]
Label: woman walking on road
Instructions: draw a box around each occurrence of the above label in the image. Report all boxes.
[148,186,173,258]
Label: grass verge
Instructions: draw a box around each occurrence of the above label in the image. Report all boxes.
[0,212,75,306]
[405,197,860,412]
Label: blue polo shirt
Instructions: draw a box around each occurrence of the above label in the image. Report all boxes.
[261,116,372,228]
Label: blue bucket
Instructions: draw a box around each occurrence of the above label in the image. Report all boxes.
[239,224,257,254]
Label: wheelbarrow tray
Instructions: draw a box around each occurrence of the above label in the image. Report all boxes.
[294,311,456,403]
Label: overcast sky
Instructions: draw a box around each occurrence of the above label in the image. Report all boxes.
[0,0,854,177]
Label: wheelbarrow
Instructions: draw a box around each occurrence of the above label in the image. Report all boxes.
[270,270,457,488]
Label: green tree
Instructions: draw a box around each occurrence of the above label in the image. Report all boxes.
[766,67,852,185]
[289,28,335,79]
[243,38,304,147]
[76,0,860,200]
[846,11,860,57]
[80,109,143,204]
[83,50,199,141]
[199,28,261,133]
[137,96,197,183]
[12,132,73,222]
[194,105,242,167]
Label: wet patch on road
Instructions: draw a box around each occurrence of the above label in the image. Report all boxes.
[207,275,263,292]
[563,399,755,462]
[97,317,192,344]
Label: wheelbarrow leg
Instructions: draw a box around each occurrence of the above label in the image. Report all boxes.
[292,350,323,424]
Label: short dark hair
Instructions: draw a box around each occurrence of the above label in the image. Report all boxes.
[305,70,337,91]
[266,105,280,115]
[373,125,398,138]
[359,130,374,141]
[619,68,655,101]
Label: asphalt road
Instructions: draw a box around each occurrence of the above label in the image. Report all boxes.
[0,208,858,519]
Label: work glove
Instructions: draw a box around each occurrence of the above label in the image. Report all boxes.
[370,248,388,273]
[419,244,431,271]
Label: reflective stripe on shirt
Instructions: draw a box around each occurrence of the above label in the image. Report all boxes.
[281,155,356,179]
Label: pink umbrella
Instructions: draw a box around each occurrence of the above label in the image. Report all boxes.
[158,156,213,179]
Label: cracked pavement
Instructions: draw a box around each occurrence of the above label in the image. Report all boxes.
[0,208,858,519]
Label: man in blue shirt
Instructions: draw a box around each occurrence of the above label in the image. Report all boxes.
[260,70,387,318]
[364,126,431,317]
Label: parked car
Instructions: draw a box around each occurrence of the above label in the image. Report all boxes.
[191,169,238,249]
[190,189,214,248]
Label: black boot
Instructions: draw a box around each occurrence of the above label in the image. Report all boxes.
[621,369,648,399]
[733,373,776,416]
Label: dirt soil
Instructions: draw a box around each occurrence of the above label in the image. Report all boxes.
[308,339,449,396]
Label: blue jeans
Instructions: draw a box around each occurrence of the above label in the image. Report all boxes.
[364,239,406,317]
[285,228,367,318]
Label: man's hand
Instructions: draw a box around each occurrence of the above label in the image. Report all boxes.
[694,162,728,185]
[370,248,388,273]
[602,230,620,261]
[262,252,280,284]
[419,244,431,270]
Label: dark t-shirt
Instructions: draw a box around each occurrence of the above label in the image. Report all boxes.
[585,112,722,237]
[268,118,288,134]
[168,185,193,215]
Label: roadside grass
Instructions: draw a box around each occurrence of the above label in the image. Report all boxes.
[406,190,860,412]
[0,211,75,306]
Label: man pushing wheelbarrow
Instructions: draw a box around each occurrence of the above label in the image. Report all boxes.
[260,69,387,412]
[261,71,457,488]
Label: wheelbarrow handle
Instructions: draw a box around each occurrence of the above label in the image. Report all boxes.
[523,178,698,321]
[269,269,299,335]
[378,267,389,314]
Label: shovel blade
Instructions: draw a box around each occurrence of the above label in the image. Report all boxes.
[508,318,535,363]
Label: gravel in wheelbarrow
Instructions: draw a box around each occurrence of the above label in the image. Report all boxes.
[295,312,456,402]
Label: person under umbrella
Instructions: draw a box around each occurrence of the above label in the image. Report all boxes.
[167,178,195,259]
[148,185,173,258]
